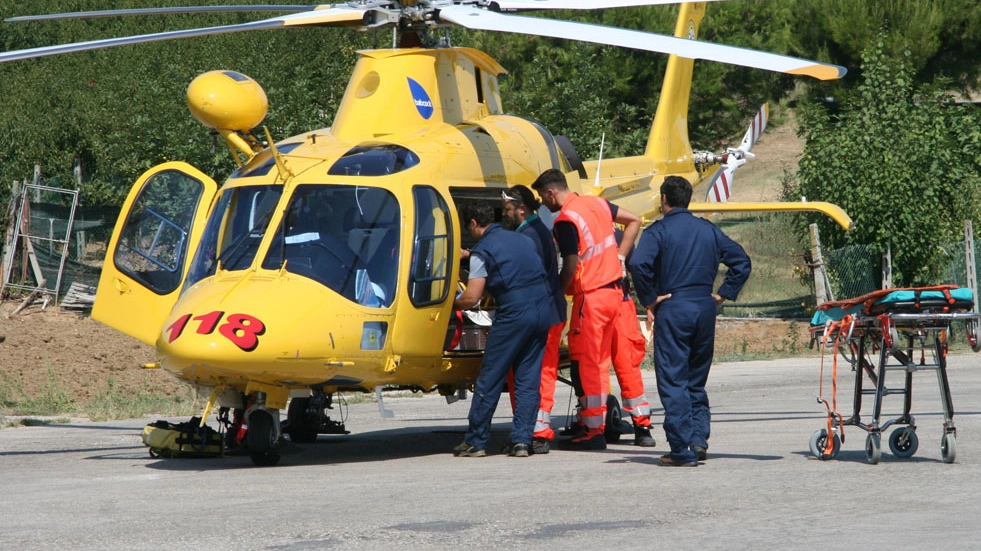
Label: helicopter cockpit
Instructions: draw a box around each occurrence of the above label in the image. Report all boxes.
[185,182,401,308]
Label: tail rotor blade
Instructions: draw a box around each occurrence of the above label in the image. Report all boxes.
[708,166,735,203]
[738,103,769,153]
[708,103,768,203]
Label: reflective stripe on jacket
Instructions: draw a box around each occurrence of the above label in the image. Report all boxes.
[554,194,620,295]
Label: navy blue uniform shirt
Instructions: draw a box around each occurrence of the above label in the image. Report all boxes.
[628,207,751,308]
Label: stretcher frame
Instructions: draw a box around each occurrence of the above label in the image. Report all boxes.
[808,286,980,464]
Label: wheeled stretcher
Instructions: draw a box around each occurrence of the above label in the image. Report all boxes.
[808,285,980,464]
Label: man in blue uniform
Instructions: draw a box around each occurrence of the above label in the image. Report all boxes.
[501,185,567,454]
[628,176,751,466]
[453,201,553,458]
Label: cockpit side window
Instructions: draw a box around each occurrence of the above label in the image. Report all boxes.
[409,186,452,307]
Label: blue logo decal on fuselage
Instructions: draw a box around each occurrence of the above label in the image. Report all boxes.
[407,78,434,120]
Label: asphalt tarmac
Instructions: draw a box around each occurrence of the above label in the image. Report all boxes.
[3,354,981,551]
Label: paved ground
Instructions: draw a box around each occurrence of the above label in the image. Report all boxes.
[2,354,981,550]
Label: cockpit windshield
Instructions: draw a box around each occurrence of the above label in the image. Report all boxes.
[186,184,282,288]
[261,184,400,308]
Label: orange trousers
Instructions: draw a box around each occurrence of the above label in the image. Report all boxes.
[567,286,621,433]
[609,298,652,428]
[528,321,566,440]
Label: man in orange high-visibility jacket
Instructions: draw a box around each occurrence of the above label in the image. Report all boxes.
[532,168,640,451]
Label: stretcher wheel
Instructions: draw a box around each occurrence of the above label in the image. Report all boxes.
[941,433,956,464]
[604,395,624,443]
[808,429,841,460]
[865,433,881,465]
[967,319,981,353]
[888,427,919,458]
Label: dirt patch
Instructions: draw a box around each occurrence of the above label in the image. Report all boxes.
[714,317,813,359]
[0,298,811,413]
[0,300,185,409]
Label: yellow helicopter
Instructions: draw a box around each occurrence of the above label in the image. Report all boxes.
[2,1,853,466]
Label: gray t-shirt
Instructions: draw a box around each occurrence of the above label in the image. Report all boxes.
[468,253,487,278]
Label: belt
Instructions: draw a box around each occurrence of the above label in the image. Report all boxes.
[598,280,622,290]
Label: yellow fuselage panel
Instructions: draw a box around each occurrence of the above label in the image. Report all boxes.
[331,47,505,143]
[160,269,484,390]
[406,117,559,188]
[158,272,386,385]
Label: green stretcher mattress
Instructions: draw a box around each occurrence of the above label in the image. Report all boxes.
[811,286,975,326]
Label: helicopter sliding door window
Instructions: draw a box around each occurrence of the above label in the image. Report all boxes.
[409,186,452,307]
[113,170,204,295]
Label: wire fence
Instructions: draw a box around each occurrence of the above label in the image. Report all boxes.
[2,178,119,304]
[826,241,980,300]
[720,240,979,319]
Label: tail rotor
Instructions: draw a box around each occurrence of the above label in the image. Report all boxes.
[698,103,769,203]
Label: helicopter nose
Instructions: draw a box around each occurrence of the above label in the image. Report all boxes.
[156,274,378,383]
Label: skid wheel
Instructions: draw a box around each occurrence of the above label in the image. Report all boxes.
[247,410,281,467]
[865,433,881,465]
[888,427,919,459]
[809,428,841,460]
[604,395,624,444]
[941,433,957,464]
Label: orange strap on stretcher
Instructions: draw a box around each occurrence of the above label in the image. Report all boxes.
[817,314,855,455]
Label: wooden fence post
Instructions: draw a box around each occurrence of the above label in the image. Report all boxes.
[809,223,833,305]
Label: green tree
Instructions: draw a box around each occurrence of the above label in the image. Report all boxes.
[0,0,367,213]
[794,40,981,286]
[792,0,981,94]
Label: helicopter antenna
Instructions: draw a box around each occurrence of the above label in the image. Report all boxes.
[593,132,605,190]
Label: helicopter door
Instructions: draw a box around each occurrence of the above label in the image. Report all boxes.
[92,162,217,346]
[390,185,455,357]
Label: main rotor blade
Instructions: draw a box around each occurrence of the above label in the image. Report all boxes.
[0,7,368,64]
[485,0,728,11]
[440,5,846,80]
[5,6,318,23]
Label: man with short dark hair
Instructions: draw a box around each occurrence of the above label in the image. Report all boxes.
[532,168,641,451]
[452,200,553,458]
[629,175,751,466]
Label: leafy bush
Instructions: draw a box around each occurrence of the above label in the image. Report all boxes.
[795,40,981,286]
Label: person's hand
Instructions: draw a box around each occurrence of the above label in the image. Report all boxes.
[460,248,470,260]
[644,294,672,336]
[618,254,626,279]
[712,293,725,307]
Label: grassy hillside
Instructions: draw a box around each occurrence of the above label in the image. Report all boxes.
[706,109,815,315]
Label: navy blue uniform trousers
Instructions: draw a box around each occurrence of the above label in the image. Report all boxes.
[652,292,717,463]
[466,293,551,449]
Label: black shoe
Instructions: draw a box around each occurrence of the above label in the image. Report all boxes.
[659,454,698,467]
[558,432,606,451]
[532,438,551,455]
[453,442,486,457]
[502,442,530,457]
[694,445,707,461]
[634,426,656,447]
